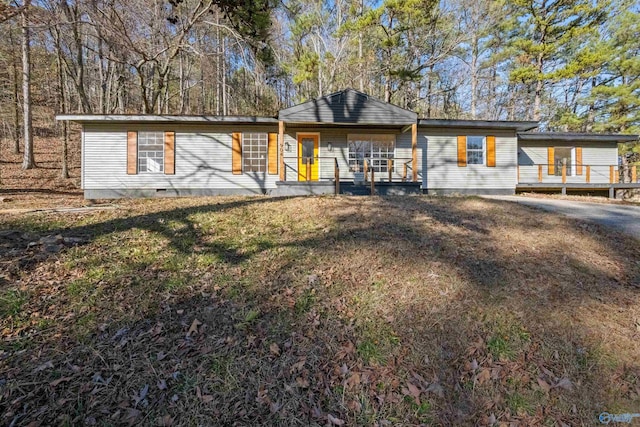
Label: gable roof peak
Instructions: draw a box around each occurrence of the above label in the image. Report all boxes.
[278,88,417,125]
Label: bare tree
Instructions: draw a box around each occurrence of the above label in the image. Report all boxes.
[21,3,35,170]
[7,26,20,154]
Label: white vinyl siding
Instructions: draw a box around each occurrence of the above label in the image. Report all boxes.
[518,141,617,184]
[83,124,279,191]
[423,128,517,191]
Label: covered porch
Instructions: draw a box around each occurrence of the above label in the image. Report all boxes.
[273,89,422,195]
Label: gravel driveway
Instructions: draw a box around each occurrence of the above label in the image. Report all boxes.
[485,196,640,239]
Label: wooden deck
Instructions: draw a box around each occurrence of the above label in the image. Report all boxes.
[516,182,640,198]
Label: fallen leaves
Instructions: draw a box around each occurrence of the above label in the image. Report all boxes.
[33,361,54,373]
[554,377,574,391]
[186,319,202,337]
[196,386,214,403]
[290,357,306,374]
[49,376,72,387]
[402,381,422,404]
[156,415,174,426]
[476,368,491,385]
[132,384,149,407]
[1,196,637,427]
[122,408,141,426]
[269,342,281,356]
[327,413,345,426]
[537,377,551,394]
[426,382,444,398]
[295,376,310,388]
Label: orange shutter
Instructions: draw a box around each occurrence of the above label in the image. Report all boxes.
[486,135,496,167]
[575,147,583,175]
[547,147,555,175]
[457,136,467,167]
[127,131,137,175]
[232,132,242,174]
[268,133,278,175]
[164,131,175,175]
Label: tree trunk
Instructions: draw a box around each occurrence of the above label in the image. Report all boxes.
[117,72,125,114]
[222,35,227,115]
[179,53,186,114]
[9,28,21,154]
[62,1,92,113]
[586,77,596,132]
[426,65,434,118]
[55,27,70,179]
[470,33,478,119]
[61,122,69,179]
[533,53,544,121]
[21,9,35,170]
[358,34,364,92]
[384,77,391,103]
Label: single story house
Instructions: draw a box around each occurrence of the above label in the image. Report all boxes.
[57,89,639,199]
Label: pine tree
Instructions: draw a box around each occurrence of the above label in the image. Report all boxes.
[507,0,608,121]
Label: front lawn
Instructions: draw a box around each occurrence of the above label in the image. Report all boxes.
[1,196,639,426]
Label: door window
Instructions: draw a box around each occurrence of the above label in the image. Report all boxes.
[301,138,315,164]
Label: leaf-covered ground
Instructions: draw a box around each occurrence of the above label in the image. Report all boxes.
[1,195,639,426]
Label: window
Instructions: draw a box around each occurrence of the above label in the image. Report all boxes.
[554,147,573,176]
[466,136,484,165]
[301,137,315,165]
[348,134,395,173]
[243,133,268,173]
[138,131,164,173]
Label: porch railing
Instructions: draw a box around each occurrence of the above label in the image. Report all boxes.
[281,156,415,183]
[282,156,342,182]
[517,163,639,184]
[343,157,415,183]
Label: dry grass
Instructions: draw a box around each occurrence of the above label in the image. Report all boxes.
[1,194,639,426]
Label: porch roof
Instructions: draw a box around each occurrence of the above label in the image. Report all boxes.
[278,89,417,125]
[517,132,638,143]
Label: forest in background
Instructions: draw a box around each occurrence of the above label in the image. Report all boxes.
[0,0,639,176]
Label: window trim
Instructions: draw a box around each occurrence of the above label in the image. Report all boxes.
[466,135,485,166]
[347,133,396,173]
[137,131,165,174]
[553,146,575,177]
[242,132,269,173]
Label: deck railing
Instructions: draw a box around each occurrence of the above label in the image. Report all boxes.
[518,163,639,185]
